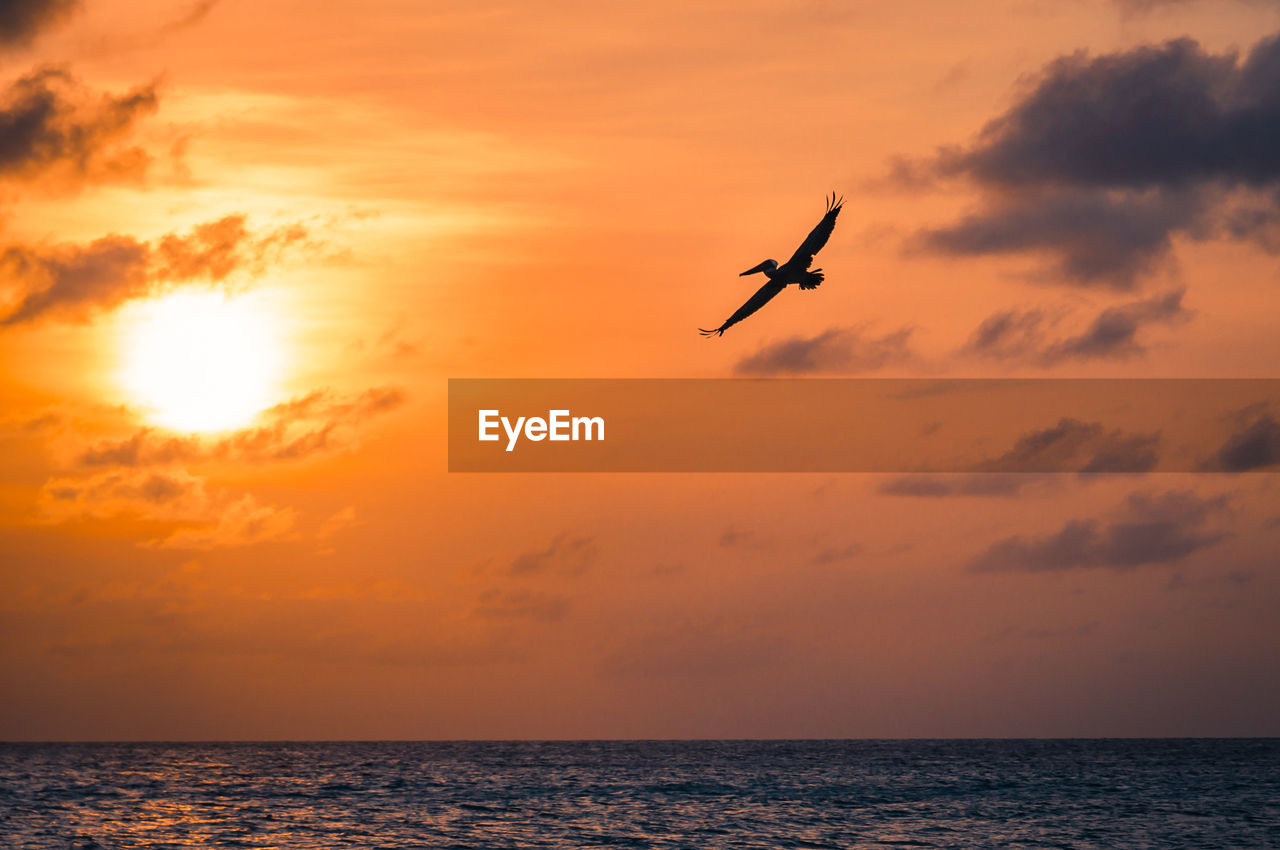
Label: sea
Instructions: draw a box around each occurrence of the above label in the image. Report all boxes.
[1,739,1278,848]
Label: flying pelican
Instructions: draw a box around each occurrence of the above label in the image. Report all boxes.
[699,192,843,337]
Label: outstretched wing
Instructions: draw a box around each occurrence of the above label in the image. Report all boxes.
[784,192,843,272]
[699,280,786,336]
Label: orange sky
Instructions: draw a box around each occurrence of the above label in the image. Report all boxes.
[2,0,1279,740]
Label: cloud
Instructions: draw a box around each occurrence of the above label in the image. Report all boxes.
[40,467,210,520]
[977,418,1161,474]
[906,33,1280,286]
[718,525,768,549]
[964,289,1188,364]
[1200,408,1280,471]
[916,188,1203,286]
[0,66,157,187]
[963,306,1058,361]
[966,489,1229,573]
[879,474,1041,498]
[1043,290,1188,362]
[150,494,297,550]
[75,387,405,467]
[0,0,79,49]
[0,407,62,435]
[1113,0,1279,14]
[1,214,309,326]
[1,234,149,326]
[508,532,595,576]
[880,419,1160,498]
[152,215,306,282]
[38,466,297,554]
[733,326,914,376]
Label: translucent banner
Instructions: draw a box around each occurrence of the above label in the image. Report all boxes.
[447,379,1280,473]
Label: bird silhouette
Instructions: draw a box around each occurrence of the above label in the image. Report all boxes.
[699,192,843,337]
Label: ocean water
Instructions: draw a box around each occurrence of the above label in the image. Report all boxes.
[1,740,1278,848]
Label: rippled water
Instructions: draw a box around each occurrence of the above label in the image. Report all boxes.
[2,740,1278,848]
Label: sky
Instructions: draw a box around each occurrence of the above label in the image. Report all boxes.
[1,0,1279,740]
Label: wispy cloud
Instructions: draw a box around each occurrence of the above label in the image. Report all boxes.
[879,474,1042,498]
[964,290,1189,364]
[508,532,596,577]
[880,418,1160,498]
[734,326,914,376]
[40,467,210,520]
[149,494,298,550]
[75,387,405,467]
[976,418,1161,474]
[966,490,1230,573]
[1,215,310,326]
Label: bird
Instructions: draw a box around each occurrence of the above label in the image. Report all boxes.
[699,192,843,337]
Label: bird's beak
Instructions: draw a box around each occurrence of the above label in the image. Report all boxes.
[740,260,770,276]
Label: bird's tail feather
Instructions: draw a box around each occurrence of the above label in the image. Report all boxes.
[698,327,724,337]
[798,269,824,291]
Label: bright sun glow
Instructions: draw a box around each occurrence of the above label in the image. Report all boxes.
[120,291,285,433]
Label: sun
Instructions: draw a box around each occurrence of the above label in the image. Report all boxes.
[119,291,286,433]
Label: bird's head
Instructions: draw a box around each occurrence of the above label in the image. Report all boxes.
[740,259,778,277]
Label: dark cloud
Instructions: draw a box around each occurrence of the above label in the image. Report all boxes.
[1043,289,1188,362]
[0,234,148,326]
[964,289,1188,364]
[879,419,1159,498]
[879,473,1041,498]
[963,307,1055,360]
[718,525,768,549]
[1113,0,1280,15]
[41,467,210,520]
[76,387,405,467]
[1201,408,1280,471]
[1076,431,1163,474]
[978,417,1161,474]
[1,214,309,326]
[0,0,79,49]
[917,188,1203,287]
[0,66,157,187]
[966,490,1229,573]
[1112,0,1189,12]
[733,326,913,376]
[508,532,595,577]
[908,33,1280,286]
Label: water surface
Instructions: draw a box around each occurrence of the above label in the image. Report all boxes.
[2,739,1277,848]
